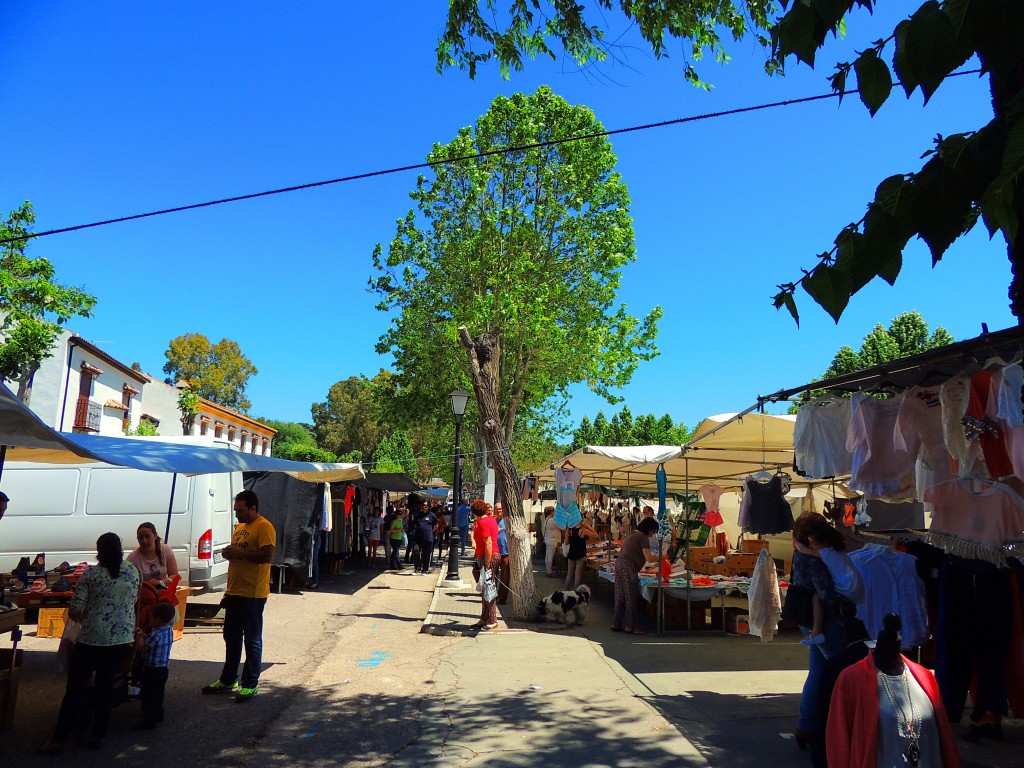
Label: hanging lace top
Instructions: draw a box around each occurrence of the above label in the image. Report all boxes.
[846,393,916,500]
[924,477,1024,566]
[794,396,853,478]
[939,375,983,477]
[894,387,954,500]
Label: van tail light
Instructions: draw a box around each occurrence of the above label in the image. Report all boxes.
[198,529,213,560]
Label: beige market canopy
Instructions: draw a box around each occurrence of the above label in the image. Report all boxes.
[544,412,805,493]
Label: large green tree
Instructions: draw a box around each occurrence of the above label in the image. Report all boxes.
[0,202,96,402]
[311,372,391,462]
[371,86,661,617]
[438,2,1024,326]
[257,418,318,460]
[162,333,258,412]
[372,430,418,478]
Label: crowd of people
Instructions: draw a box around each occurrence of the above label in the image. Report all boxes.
[369,496,466,573]
[18,484,976,767]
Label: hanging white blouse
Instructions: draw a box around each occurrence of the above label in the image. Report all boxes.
[794,396,854,478]
[939,375,983,477]
[995,362,1024,478]
[997,361,1023,427]
[894,387,954,500]
[846,393,916,500]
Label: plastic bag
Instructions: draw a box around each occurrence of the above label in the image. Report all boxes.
[56,618,81,674]
[478,568,498,603]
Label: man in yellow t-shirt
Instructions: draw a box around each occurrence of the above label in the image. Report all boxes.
[201,490,275,702]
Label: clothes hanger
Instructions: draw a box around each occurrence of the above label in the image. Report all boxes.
[561,459,576,469]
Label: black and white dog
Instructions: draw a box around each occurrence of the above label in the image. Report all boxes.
[537,584,591,628]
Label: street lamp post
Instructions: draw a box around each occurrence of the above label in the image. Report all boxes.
[442,389,470,587]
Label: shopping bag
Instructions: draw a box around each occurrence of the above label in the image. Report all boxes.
[481,570,498,603]
[56,619,81,674]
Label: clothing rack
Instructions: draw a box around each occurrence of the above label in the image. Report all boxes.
[762,324,1024,404]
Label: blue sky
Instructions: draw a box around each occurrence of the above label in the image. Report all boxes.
[2,2,1013,439]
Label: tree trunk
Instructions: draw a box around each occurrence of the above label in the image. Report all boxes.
[16,364,37,405]
[459,326,537,620]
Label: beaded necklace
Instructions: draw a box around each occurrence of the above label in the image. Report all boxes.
[878,668,921,767]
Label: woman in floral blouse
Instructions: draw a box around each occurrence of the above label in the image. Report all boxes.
[38,532,141,753]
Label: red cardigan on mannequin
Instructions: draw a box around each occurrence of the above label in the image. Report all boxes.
[827,652,963,768]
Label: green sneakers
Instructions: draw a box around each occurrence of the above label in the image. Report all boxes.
[235,686,259,703]
[201,679,238,694]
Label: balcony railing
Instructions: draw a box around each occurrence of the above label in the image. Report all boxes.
[74,396,101,432]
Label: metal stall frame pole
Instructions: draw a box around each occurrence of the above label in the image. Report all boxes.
[684,456,691,633]
[0,445,6,485]
[655,462,669,636]
[164,472,178,544]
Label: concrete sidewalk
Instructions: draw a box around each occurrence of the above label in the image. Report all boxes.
[414,558,709,766]
[421,558,1024,768]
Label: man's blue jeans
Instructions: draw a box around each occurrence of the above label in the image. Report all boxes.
[459,526,469,555]
[220,595,267,689]
[797,615,846,733]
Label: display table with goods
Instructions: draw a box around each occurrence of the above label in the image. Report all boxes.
[597,559,750,632]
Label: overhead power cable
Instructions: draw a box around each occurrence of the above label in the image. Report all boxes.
[1,68,981,246]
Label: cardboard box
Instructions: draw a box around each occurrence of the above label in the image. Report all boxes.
[741,539,770,554]
[722,552,759,577]
[686,545,718,571]
[0,608,25,636]
[36,607,68,638]
[173,586,189,641]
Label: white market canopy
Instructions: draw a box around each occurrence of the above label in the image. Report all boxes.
[0,382,364,482]
[542,412,819,493]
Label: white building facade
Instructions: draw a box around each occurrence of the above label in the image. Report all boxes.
[17,328,274,453]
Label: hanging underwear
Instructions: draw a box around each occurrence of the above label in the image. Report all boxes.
[554,501,582,529]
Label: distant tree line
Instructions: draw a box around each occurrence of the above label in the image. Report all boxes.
[570,406,691,451]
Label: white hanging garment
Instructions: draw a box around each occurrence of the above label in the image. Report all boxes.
[747,548,781,643]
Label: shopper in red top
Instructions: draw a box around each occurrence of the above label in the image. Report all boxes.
[471,499,501,631]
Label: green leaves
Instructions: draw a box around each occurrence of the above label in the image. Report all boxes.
[804,264,852,323]
[438,1,777,85]
[0,202,97,400]
[893,2,968,103]
[853,49,892,115]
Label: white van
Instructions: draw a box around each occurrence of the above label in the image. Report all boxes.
[0,438,240,591]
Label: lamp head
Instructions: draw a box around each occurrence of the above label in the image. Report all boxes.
[449,389,470,417]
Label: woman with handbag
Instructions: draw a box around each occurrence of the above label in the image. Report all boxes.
[470,499,501,631]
